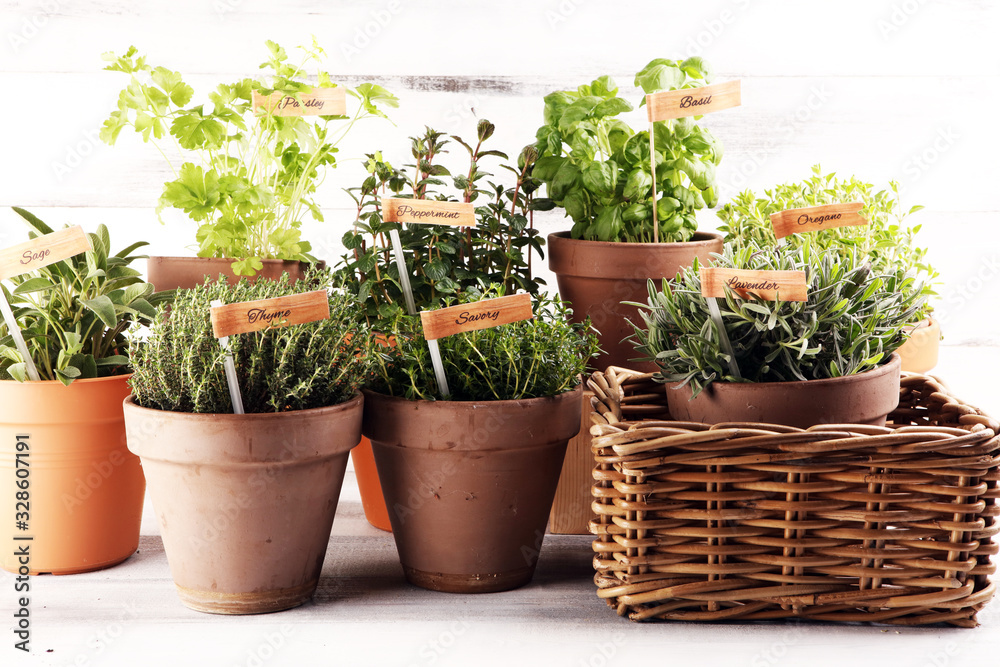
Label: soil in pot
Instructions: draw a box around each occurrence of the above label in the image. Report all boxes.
[548,231,723,372]
[666,354,902,429]
[147,256,323,292]
[123,393,363,614]
[898,318,941,374]
[363,386,583,593]
[0,375,144,575]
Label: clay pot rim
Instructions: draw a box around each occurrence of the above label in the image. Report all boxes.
[148,256,326,266]
[905,316,937,332]
[671,353,902,394]
[0,373,132,390]
[123,391,363,421]
[547,229,723,251]
[361,384,582,409]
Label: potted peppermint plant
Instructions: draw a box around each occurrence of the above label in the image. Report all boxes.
[101,40,397,289]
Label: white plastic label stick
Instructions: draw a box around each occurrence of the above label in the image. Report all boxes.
[210,299,245,414]
[706,296,741,380]
[389,229,417,316]
[426,338,451,398]
[0,293,40,382]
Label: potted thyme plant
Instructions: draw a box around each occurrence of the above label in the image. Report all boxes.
[122,271,373,614]
[717,165,940,372]
[0,208,170,575]
[101,40,397,289]
[532,57,726,369]
[335,120,545,531]
[631,241,928,428]
[362,288,599,593]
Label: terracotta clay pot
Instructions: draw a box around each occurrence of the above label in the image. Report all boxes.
[0,375,144,575]
[146,256,322,292]
[362,386,583,593]
[666,354,902,428]
[548,231,724,372]
[123,393,363,614]
[898,318,941,374]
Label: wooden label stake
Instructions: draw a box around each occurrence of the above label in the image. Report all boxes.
[701,268,808,302]
[770,202,867,240]
[0,226,91,281]
[382,198,476,227]
[420,293,533,341]
[211,290,330,338]
[0,225,92,381]
[251,87,347,116]
[646,80,742,122]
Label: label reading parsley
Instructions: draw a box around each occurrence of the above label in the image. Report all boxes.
[645,79,742,122]
[251,87,346,117]
[210,290,330,338]
[381,198,476,227]
[420,293,533,340]
[701,267,808,302]
[770,202,867,240]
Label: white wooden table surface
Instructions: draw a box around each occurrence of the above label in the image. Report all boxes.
[1,345,997,667]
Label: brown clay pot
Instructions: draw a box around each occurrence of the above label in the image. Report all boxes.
[548,231,724,372]
[0,375,144,575]
[362,386,583,593]
[146,256,322,292]
[898,318,941,374]
[666,353,902,428]
[123,393,363,614]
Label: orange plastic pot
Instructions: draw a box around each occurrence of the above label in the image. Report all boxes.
[352,332,397,532]
[0,375,144,575]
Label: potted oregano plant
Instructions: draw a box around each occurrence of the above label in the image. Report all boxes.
[101,40,397,289]
[532,57,725,369]
[0,208,170,575]
[631,241,928,428]
[122,271,373,614]
[335,120,545,531]
[717,165,940,372]
[362,288,599,593]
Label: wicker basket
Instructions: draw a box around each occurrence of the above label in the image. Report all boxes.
[589,367,999,627]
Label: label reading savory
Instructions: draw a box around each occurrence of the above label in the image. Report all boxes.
[420,293,533,340]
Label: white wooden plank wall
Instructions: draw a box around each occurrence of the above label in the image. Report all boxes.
[1,0,997,349]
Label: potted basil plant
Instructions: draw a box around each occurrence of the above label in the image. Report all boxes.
[631,241,928,428]
[532,57,726,370]
[717,165,940,372]
[363,288,599,593]
[0,208,170,575]
[101,40,398,289]
[122,271,374,614]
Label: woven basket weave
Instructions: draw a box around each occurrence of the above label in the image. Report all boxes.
[589,367,999,627]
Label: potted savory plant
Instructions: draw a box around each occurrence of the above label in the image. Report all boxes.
[362,289,599,593]
[122,271,372,614]
[0,208,170,575]
[336,120,545,531]
[631,241,927,428]
[717,165,940,372]
[101,40,397,289]
[533,57,726,370]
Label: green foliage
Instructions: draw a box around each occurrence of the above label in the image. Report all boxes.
[336,121,545,322]
[0,208,172,385]
[630,242,927,397]
[532,58,721,243]
[101,40,398,276]
[716,165,938,320]
[370,288,600,401]
[128,270,373,413]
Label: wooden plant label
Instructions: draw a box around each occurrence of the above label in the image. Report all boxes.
[770,202,866,240]
[0,226,91,281]
[646,79,742,122]
[211,290,330,338]
[420,293,533,341]
[701,268,808,302]
[251,87,347,116]
[382,198,476,227]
